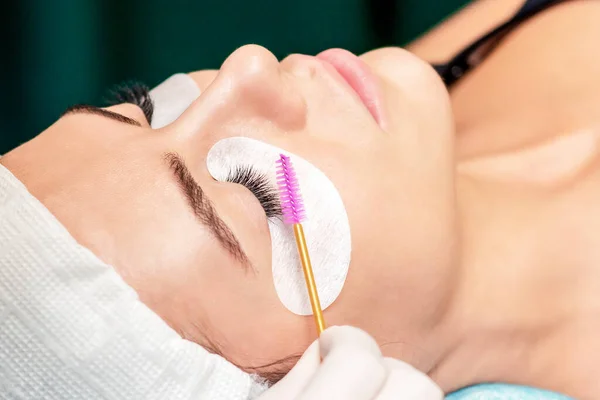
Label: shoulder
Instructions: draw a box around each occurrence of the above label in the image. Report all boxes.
[451,0,600,159]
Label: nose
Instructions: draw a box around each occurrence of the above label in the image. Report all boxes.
[168,45,307,139]
[220,44,280,84]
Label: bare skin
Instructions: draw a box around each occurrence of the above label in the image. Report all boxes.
[2,1,600,398]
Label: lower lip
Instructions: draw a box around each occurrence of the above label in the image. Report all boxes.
[317,49,384,126]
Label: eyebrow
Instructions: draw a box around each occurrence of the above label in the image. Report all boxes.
[164,152,253,271]
[62,104,142,127]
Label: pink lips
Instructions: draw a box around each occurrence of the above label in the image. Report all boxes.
[317,48,384,126]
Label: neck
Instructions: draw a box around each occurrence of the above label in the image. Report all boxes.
[428,170,600,399]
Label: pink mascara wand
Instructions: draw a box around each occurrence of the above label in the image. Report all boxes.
[276,154,326,335]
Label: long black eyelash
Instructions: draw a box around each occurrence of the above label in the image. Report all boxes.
[105,81,154,124]
[226,166,281,218]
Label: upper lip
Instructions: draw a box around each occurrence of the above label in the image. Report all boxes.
[316,49,384,127]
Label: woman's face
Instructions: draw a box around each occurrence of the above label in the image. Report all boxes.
[1,45,457,375]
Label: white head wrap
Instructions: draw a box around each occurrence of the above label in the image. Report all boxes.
[0,164,267,399]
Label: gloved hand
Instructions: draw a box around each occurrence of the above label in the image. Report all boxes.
[258,325,443,400]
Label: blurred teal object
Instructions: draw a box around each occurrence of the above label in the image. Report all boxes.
[447,384,574,400]
[1,0,470,153]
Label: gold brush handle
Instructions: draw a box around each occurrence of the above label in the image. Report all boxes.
[293,223,326,335]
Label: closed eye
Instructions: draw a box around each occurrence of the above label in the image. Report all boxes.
[225,165,281,218]
[105,82,155,125]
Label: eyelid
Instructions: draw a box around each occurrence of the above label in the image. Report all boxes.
[61,104,142,127]
[224,165,282,218]
[106,82,154,125]
[104,104,147,127]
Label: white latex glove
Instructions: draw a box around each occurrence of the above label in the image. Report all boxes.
[258,325,443,400]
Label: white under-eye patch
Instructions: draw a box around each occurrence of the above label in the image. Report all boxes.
[207,137,352,315]
[149,74,200,129]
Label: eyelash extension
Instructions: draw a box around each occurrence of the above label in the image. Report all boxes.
[105,81,154,125]
[226,166,282,218]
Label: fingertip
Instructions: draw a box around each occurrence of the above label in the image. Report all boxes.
[319,325,381,359]
[297,345,386,400]
[381,357,444,400]
[258,340,321,400]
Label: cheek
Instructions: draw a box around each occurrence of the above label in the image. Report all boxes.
[360,48,455,158]
[181,249,315,368]
[322,154,458,347]
[360,47,450,116]
[359,49,457,251]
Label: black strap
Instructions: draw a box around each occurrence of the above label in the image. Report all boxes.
[433,0,568,87]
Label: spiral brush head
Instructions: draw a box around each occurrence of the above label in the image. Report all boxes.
[276,154,306,225]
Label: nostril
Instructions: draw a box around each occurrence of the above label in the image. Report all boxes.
[281,53,331,80]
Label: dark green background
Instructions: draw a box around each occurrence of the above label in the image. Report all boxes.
[1,0,469,154]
